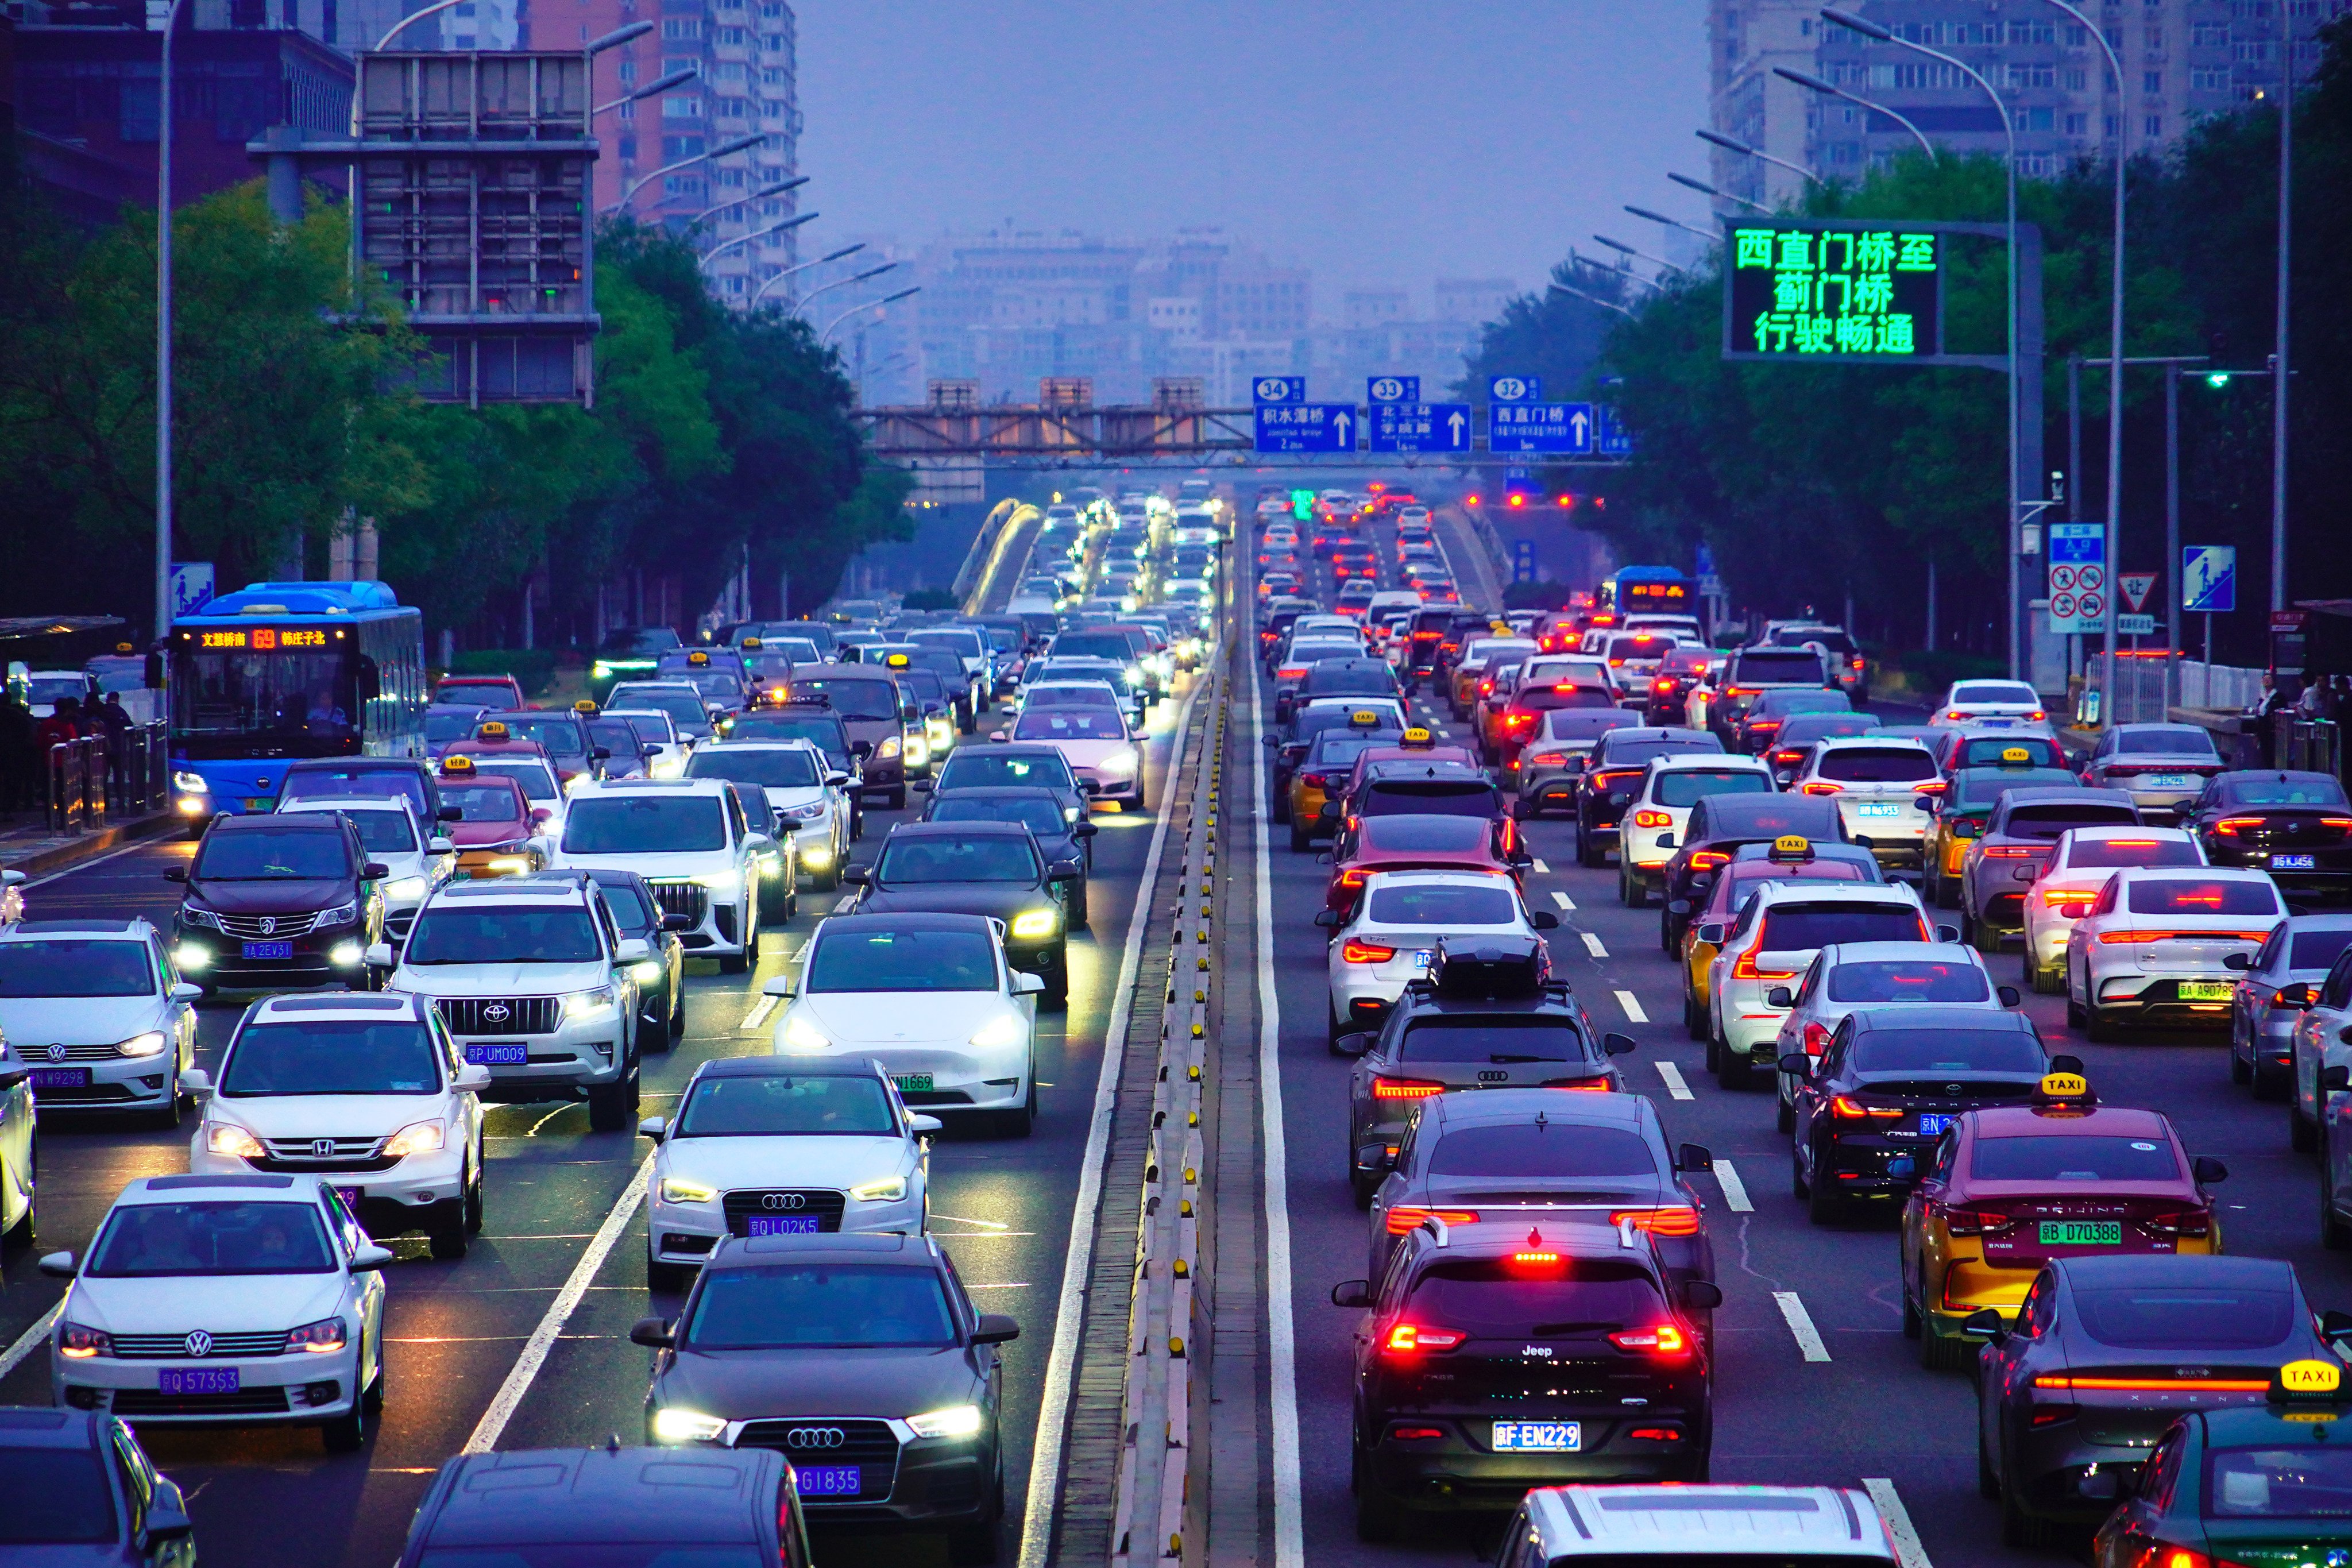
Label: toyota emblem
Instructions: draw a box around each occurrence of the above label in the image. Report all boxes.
[483,1002,511,1024]
[184,1330,213,1358]
[312,1138,336,1158]
[45,1043,65,1063]
[760,1193,808,1211]
[258,917,276,936]
[785,1427,846,1449]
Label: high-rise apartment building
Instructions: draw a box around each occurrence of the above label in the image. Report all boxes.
[1709,0,2347,207]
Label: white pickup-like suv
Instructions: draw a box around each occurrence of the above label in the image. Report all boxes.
[547,778,772,973]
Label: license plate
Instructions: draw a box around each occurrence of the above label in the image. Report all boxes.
[747,1215,821,1237]
[337,1187,362,1210]
[1976,719,2016,728]
[1856,802,1901,818]
[1411,950,1433,972]
[29,1067,90,1090]
[2274,853,2318,870]
[242,798,273,811]
[465,1043,528,1065]
[240,940,294,960]
[795,1465,863,1497]
[2039,1219,2123,1246]
[159,1367,240,1395]
[2146,774,2191,789]
[2179,981,2235,1002]
[891,1073,934,1094]
[1917,1114,1955,1137]
[1493,1420,1581,1453]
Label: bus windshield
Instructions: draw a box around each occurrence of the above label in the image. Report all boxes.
[172,651,354,741]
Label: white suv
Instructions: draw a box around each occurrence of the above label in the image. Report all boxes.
[682,740,853,891]
[1620,754,1775,902]
[278,796,453,947]
[548,778,771,974]
[1785,737,1942,872]
[1707,880,1935,1087]
[376,878,646,1130]
[183,991,488,1258]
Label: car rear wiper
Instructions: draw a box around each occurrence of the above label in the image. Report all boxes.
[1489,1054,1572,1064]
[1528,1321,1619,1336]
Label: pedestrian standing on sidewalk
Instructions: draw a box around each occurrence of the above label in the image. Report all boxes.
[0,691,35,815]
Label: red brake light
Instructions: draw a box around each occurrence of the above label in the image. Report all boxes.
[1338,869,1368,889]
[1385,1204,1478,1234]
[1633,809,1673,828]
[2041,887,2099,907]
[1732,945,1797,981]
[1370,1076,1446,1103]
[2215,817,2264,835]
[1801,1020,1832,1056]
[1610,1207,1701,1237]
[1831,1095,1904,1119]
[1799,781,1841,795]
[1385,1322,1469,1354]
[1343,939,1398,964]
[1981,845,2040,858]
[1608,1324,1690,1356]
[1511,1250,1564,1268]
[1690,851,1731,872]
[1531,752,1567,767]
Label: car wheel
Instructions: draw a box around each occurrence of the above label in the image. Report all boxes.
[1805,1150,1843,1226]
[647,1253,693,1294]
[427,1194,470,1260]
[2064,963,2086,1029]
[2294,1095,2320,1154]
[1901,1289,1921,1341]
[1,1169,34,1253]
[885,786,907,810]
[1972,913,2001,955]
[1776,1092,1794,1134]
[1289,820,1313,853]
[2231,1038,2254,1085]
[1272,793,1291,825]
[2084,1000,2118,1044]
[1070,885,1090,931]
[2255,1055,2291,1102]
[668,987,686,1045]
[586,1071,632,1132]
[149,1084,183,1132]
[464,1157,484,1234]
[320,1377,372,1453]
[1790,1143,1810,1199]
[1352,1466,1405,1542]
[2028,949,2065,997]
[1999,1457,2050,1548]
[1684,984,1707,1042]
[1977,1424,2002,1499]
[1714,1034,1748,1091]
[1576,822,1602,869]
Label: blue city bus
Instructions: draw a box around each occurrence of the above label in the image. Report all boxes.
[168,581,427,821]
[1597,566,1694,620]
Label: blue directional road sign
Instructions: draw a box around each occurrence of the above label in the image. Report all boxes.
[1596,405,1633,457]
[2182,545,2236,613]
[1511,540,1538,584]
[1489,376,1542,404]
[1368,376,1420,404]
[1253,403,1357,453]
[1251,376,1307,404]
[1369,402,1472,454]
[1488,401,1593,454]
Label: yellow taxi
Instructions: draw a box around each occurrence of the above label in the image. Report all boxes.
[1287,708,1392,836]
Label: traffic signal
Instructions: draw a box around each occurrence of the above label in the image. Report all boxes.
[1290,488,1314,520]
[2205,372,2231,389]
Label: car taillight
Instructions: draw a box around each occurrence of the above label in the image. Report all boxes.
[1531,752,1567,767]
[1690,851,1731,872]
[2098,929,2168,944]
[1749,720,1781,733]
[1611,1207,1701,1236]
[1633,810,1673,828]
[1386,1204,1477,1234]
[1913,777,1947,794]
[2041,887,2099,907]
[1277,666,1307,681]
[1343,939,1397,964]
[1299,771,1330,789]
[1946,710,1972,721]
[1608,1324,1690,1356]
[1938,1204,2012,1237]
[1371,1076,1445,1103]
[2147,1208,2213,1237]
[1507,714,1535,729]
[1802,1021,1832,1056]
[2025,710,2045,721]
[1338,868,1368,889]
[1771,750,1803,767]
[1384,1322,1468,1354]
[1831,1095,1905,1119]
[1850,657,1867,669]
[2214,817,2265,835]
[1731,945,1796,981]
[1982,845,2040,858]
[1655,678,1675,692]
[2029,1402,2080,1428]
[1799,781,1842,795]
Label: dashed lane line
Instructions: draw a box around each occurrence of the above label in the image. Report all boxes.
[739,994,781,1032]
[1863,1479,1933,1568]
[0,1304,61,1383]
[1530,858,1550,873]
[1772,1291,1833,1362]
[1550,891,1576,912]
[1615,989,1648,1024]
[1713,1158,1754,1212]
[1654,1060,1693,1101]
[1581,931,1608,959]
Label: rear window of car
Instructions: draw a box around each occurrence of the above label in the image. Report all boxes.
[1397,1019,1589,1064]
[1598,739,1720,770]
[2064,836,2200,869]
[2203,1446,2352,1519]
[2005,804,2139,839]
[1363,781,1496,816]
[1734,651,1827,683]
[1404,1258,1664,1335]
[2071,1285,2296,1351]
[1957,736,2066,769]
[2125,878,2282,916]
[1366,884,1518,926]
[1700,799,1844,840]
[1816,747,1938,783]
[1951,682,2040,706]
[1361,817,1491,852]
[1952,769,2079,808]
[1757,905,1927,950]
[1655,770,1772,809]
[2226,776,2352,806]
[1969,1134,2179,1182]
[2114,725,2220,756]
[1428,1123,1658,1178]
[1849,1028,2042,1074]
[1826,960,1991,1004]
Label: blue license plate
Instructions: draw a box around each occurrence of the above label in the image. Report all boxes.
[240,940,294,960]
[1492,1420,1581,1452]
[465,1044,527,1065]
[159,1367,240,1396]
[1856,802,1901,818]
[29,1067,89,1089]
[2274,853,2318,870]
[747,1215,821,1237]
[795,1465,862,1496]
[1918,1114,1955,1136]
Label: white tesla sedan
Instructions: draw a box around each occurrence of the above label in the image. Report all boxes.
[995,705,1144,809]
[2063,866,2283,1038]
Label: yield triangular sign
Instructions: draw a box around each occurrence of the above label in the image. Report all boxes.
[2119,573,2156,612]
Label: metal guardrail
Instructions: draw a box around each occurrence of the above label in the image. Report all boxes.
[43,720,168,835]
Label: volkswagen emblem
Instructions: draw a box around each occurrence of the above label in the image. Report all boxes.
[312,1138,336,1158]
[483,1002,511,1024]
[760,1193,808,1211]
[184,1330,213,1358]
[785,1427,846,1449]
[258,917,276,936]
[45,1043,66,1063]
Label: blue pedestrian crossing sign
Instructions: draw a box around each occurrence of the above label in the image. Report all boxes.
[1253,403,1357,453]
[1369,403,1472,454]
[2183,545,2236,613]
[1489,401,1593,454]
[1367,376,1420,404]
[1252,376,1307,404]
[1596,405,1633,457]
[1488,375,1542,403]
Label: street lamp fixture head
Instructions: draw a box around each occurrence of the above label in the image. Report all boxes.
[1592,234,1636,257]
[1696,128,1758,156]
[1669,171,1725,197]
[879,287,921,305]
[631,67,698,101]
[771,210,818,232]
[850,262,898,283]
[1773,65,1838,94]
[1624,205,1676,227]
[712,132,764,159]
[586,20,652,52]
[1820,6,1893,41]
[818,243,866,263]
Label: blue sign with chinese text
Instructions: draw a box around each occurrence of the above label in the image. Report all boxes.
[1369,403,1472,454]
[1488,401,1593,455]
[1253,403,1356,453]
[1596,405,1633,457]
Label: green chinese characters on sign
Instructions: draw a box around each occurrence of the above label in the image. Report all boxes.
[1726,225,1940,360]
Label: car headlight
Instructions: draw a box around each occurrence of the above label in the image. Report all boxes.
[1125,665,1143,684]
[660,1176,718,1204]
[565,773,594,795]
[693,870,741,895]
[287,1316,347,1353]
[115,1030,168,1058]
[1097,748,1138,778]
[789,800,828,820]
[206,1122,266,1158]
[563,988,620,1024]
[172,770,210,793]
[319,901,360,926]
[850,1175,907,1203]
[970,1013,1026,1050]
[632,959,664,983]
[906,1404,984,1439]
[329,940,366,967]
[878,736,902,760]
[382,1120,446,1158]
[174,943,211,969]
[800,843,833,868]
[652,1407,728,1443]
[384,876,427,901]
[1010,907,1059,940]
[1064,805,1081,822]
[59,1322,113,1359]
[781,1014,831,1054]
[651,756,685,778]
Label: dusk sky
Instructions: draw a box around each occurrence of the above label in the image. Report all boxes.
[794,1,1710,316]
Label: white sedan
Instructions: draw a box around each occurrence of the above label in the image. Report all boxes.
[2063,866,2283,1038]
[1766,939,2017,1126]
[2018,825,2205,994]
[770,912,1044,1135]
[1318,870,1559,1042]
[0,918,200,1130]
[995,705,1144,809]
[1929,679,2050,731]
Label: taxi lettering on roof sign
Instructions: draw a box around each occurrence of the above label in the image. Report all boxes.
[1767,835,1814,863]
[2001,746,2032,764]
[2038,1071,2091,1100]
[441,755,476,775]
[478,721,509,741]
[741,637,762,650]
[1400,727,1434,749]
[573,699,597,715]
[886,652,911,669]
[1350,709,1381,728]
[2273,1358,2344,1403]
[688,650,710,666]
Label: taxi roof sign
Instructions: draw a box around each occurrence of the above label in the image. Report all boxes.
[1350,709,1382,728]
[1767,835,1814,863]
[573,699,597,714]
[688,649,710,665]
[2032,1071,2097,1109]
[478,721,510,740]
[2272,1358,2345,1403]
[441,754,477,774]
[886,652,912,669]
[741,637,762,650]
[2000,746,2033,764]
[1400,727,1435,748]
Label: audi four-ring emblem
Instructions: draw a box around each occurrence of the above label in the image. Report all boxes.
[760,1193,808,1210]
[785,1427,845,1449]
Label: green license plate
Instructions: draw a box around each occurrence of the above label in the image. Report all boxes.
[2040,1220,2123,1246]
[2179,981,2234,1002]
[891,1073,934,1094]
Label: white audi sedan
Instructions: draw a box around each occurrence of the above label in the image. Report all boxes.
[996,705,1144,809]
[2018,825,2206,994]
[183,991,488,1258]
[41,1172,391,1450]
[0,918,200,1129]
[2062,866,2284,1038]
[638,1056,938,1291]
[768,912,1043,1136]
[1318,870,1559,1044]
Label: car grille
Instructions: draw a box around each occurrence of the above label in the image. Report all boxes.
[248,1136,400,1174]
[110,1330,292,1359]
[721,1189,846,1235]
[37,1042,129,1061]
[217,911,325,940]
[437,997,561,1036]
[648,882,709,927]
[31,1081,147,1104]
[735,1416,900,1500]
[111,1386,294,1416]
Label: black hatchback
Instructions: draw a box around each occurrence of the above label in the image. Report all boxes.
[167,812,385,991]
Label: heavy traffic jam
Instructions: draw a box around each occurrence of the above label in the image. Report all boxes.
[3,478,2351,1568]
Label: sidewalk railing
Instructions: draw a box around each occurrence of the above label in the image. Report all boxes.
[2081,653,2269,725]
[44,720,168,835]
[45,737,107,835]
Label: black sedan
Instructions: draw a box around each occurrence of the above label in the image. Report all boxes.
[2184,769,2352,899]
[1571,727,1721,870]
[635,1231,1017,1562]
[1655,793,1849,953]
[845,821,1080,1005]
[919,785,1099,929]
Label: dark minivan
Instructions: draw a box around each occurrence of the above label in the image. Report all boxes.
[167,812,387,991]
[786,669,910,808]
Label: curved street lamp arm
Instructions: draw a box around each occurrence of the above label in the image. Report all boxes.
[1771,65,1936,158]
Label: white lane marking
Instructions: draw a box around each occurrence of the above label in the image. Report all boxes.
[1581,931,1608,959]
[1253,659,1306,1568]
[1530,858,1550,874]
[463,1152,654,1453]
[0,1303,61,1382]
[927,1212,1011,1230]
[20,836,170,890]
[739,994,779,1032]
[1550,891,1575,912]
[1654,1060,1693,1101]
[1018,677,1203,1568]
[1615,989,1648,1024]
[523,1104,573,1138]
[1713,1159,1754,1212]
[1772,1290,1833,1362]
[1863,1478,1933,1568]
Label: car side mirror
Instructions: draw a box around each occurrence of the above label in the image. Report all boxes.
[1314,909,1342,928]
[638,1116,667,1141]
[1319,801,1341,820]
[364,942,393,968]
[592,747,612,762]
[2049,1053,2084,1074]
[138,1504,195,1548]
[852,740,874,759]
[1960,1307,2006,1344]
[1601,1032,1636,1057]
[438,805,465,822]
[443,1062,490,1090]
[2078,1470,2121,1502]
[349,1243,395,1273]
[1674,1142,1712,1173]
[2223,950,2253,970]
[662,912,693,931]
[2059,903,2091,920]
[1654,832,1676,848]
[1073,821,1098,838]
[162,866,188,883]
[629,1316,675,1348]
[2323,1308,2352,1343]
[826,771,852,787]
[1779,1053,1813,1077]
[762,976,795,998]
[428,836,455,855]
[1261,733,1280,748]
[841,866,872,886]
[910,1113,944,1134]
[1013,971,1046,995]
[1696,923,1726,947]
[1666,898,1691,916]
[362,862,391,879]
[1766,986,1793,1009]
[2324,1065,2351,1094]
[1330,1280,1374,1309]
[1679,1279,1724,1311]
[1531,910,1560,930]
[1333,1031,1374,1058]
[1915,794,1941,814]
[169,982,203,1002]
[972,1313,1021,1346]
[1936,924,1961,944]
[2192,1154,2229,1185]
[1998,984,2022,1008]
[531,807,553,825]
[615,937,652,964]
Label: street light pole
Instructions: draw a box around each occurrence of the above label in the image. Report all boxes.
[155,0,193,646]
[603,122,755,214]
[686,172,806,231]
[751,242,864,306]
[1772,66,1936,159]
[2270,0,2293,614]
[1624,205,1718,246]
[792,261,896,319]
[1696,128,1824,196]
[1667,171,1771,215]
[1592,233,1684,276]
[696,210,816,271]
[820,286,919,349]
[1547,281,1636,320]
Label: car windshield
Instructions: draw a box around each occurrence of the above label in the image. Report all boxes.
[404,906,601,964]
[0,939,153,998]
[1699,801,1841,841]
[472,761,558,802]
[1817,748,1937,783]
[1720,864,1874,909]
[286,805,415,853]
[686,749,822,789]
[2003,805,2139,840]
[806,926,997,992]
[2125,879,2281,916]
[425,710,480,743]
[439,783,524,824]
[89,1199,336,1277]
[1051,634,1136,662]
[1428,1124,1656,1179]
[612,689,708,726]
[1951,682,2040,706]
[1025,687,1121,712]
[2228,776,2352,806]
[2065,836,2200,869]
[1405,1258,1665,1335]
[1757,906,1925,950]
[277,770,428,817]
[222,1018,442,1095]
[1397,1020,1588,1064]
[1363,781,1494,816]
[1826,960,1991,1003]
[1365,884,1517,926]
[940,753,1073,791]
[1014,710,1126,741]
[879,836,1038,885]
[930,797,1065,837]
[1655,770,1771,808]
[2115,726,2219,757]
[1850,1028,2042,1073]
[2072,1285,2296,1350]
[676,1073,896,1136]
[1952,769,2079,808]
[195,829,349,881]
[489,715,585,758]
[562,796,727,854]
[1957,737,2065,769]
[2204,1447,2352,1519]
[686,1264,956,1349]
[1361,817,1490,852]
[0,1443,115,1544]
[1969,1134,2180,1181]
[1735,651,1826,683]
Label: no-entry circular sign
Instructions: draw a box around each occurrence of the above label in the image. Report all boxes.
[2077,563,2106,593]
[2051,590,2079,619]
[2050,565,2080,593]
[2077,590,2106,621]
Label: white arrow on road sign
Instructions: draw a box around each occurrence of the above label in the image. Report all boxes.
[2119,572,2156,612]
[1334,408,1353,445]
[1446,408,1466,445]
[1569,408,1590,443]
